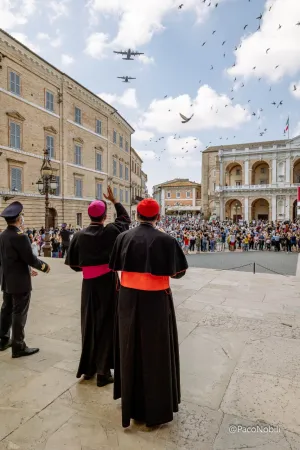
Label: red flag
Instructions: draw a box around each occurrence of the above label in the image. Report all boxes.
[297,187,300,202]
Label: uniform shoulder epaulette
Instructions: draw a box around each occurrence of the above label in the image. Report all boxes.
[17,231,24,235]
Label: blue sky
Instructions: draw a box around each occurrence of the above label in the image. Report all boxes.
[2,0,300,192]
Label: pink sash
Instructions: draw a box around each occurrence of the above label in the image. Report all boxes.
[82,264,111,279]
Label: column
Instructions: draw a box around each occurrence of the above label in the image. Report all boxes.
[244,197,249,221]
[192,187,196,207]
[220,198,224,221]
[219,159,223,185]
[244,160,249,185]
[272,159,277,184]
[286,195,290,219]
[286,158,291,183]
[272,195,276,221]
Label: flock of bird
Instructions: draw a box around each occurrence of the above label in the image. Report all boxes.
[115,0,299,166]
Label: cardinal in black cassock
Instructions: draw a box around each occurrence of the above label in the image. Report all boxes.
[65,187,130,386]
[109,198,188,428]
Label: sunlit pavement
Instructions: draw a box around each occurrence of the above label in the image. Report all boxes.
[0,259,300,449]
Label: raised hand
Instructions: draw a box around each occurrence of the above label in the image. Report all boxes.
[103,186,116,204]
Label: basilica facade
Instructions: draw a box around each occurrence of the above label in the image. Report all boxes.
[201,136,300,222]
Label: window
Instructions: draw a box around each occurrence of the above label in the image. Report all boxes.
[96,183,102,200]
[96,152,102,171]
[120,189,124,202]
[113,160,117,176]
[125,141,129,152]
[119,162,123,179]
[113,187,117,199]
[10,122,21,149]
[75,107,81,124]
[9,71,20,95]
[74,145,82,165]
[76,213,82,227]
[236,169,241,175]
[11,167,22,192]
[45,91,54,112]
[176,192,180,198]
[113,130,117,144]
[46,135,54,159]
[213,182,216,191]
[261,167,265,174]
[186,191,191,198]
[75,179,83,197]
[96,119,102,135]
[119,136,123,148]
[167,192,171,198]
[135,163,137,174]
[125,190,129,203]
[125,166,129,181]
[55,176,60,196]
[131,160,134,171]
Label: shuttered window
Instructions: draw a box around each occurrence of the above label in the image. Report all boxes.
[11,167,22,192]
[96,119,102,135]
[9,72,20,95]
[75,145,82,165]
[75,179,83,197]
[125,190,129,203]
[96,183,102,200]
[125,166,129,180]
[46,135,54,159]
[10,122,21,149]
[96,152,102,171]
[119,162,123,179]
[113,160,117,176]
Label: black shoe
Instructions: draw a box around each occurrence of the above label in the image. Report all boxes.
[0,340,11,351]
[12,347,39,358]
[97,372,114,387]
[83,374,95,380]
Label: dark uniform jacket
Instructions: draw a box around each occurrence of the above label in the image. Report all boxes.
[66,203,130,271]
[0,226,48,294]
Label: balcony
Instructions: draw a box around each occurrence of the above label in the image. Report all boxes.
[216,183,300,193]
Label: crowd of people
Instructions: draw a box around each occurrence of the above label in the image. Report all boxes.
[135,215,300,254]
[23,225,75,258]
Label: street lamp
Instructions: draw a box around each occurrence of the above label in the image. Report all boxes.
[36,148,58,257]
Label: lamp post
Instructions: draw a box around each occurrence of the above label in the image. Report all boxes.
[36,148,58,257]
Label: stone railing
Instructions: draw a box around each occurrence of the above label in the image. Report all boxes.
[216,183,300,192]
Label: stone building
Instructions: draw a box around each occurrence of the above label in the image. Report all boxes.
[141,170,148,199]
[0,29,140,229]
[153,179,201,215]
[201,136,300,221]
[130,147,144,220]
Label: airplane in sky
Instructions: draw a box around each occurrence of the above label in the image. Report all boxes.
[117,76,136,83]
[113,49,144,60]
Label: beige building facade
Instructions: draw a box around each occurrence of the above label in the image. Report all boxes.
[201,137,300,222]
[130,148,144,220]
[0,30,144,229]
[153,179,201,215]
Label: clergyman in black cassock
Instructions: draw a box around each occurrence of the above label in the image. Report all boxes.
[65,187,130,386]
[0,201,50,358]
[109,198,188,428]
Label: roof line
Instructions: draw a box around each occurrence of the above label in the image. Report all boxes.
[0,28,134,133]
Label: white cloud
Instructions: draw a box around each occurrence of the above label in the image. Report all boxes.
[61,54,74,66]
[139,85,250,134]
[48,0,70,22]
[0,0,37,30]
[10,32,40,53]
[37,30,62,47]
[132,128,155,142]
[227,0,300,82]
[86,0,224,59]
[166,136,202,156]
[138,55,155,65]
[98,88,139,109]
[135,150,156,160]
[290,81,300,99]
[84,32,110,59]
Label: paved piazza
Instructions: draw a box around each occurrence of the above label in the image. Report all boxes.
[1,259,300,449]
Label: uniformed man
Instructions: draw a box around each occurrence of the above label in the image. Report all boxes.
[0,201,50,358]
